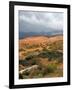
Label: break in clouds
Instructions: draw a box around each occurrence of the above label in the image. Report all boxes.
[19,10,63,38]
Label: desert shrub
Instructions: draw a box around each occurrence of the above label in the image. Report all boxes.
[49,40,63,51]
[37,65,48,76]
[22,75,29,79]
[19,60,29,66]
[38,50,62,60]
[27,66,46,78]
[35,70,45,78]
[46,64,57,73]
[25,52,39,60]
[38,51,49,58]
[23,71,30,76]
[19,73,23,79]
[25,55,34,60]
[37,73,43,77]
[31,59,37,65]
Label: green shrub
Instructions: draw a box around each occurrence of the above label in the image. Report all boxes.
[23,71,30,76]
[46,64,57,73]
[31,60,37,65]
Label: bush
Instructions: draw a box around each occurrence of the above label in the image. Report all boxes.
[46,64,57,73]
[19,73,23,79]
[48,40,63,51]
[23,71,30,76]
[31,60,37,65]
[25,55,33,60]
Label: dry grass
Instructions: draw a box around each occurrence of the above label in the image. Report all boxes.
[19,35,63,79]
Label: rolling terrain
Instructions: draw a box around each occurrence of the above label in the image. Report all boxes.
[19,35,63,79]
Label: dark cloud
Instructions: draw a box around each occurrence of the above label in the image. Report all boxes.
[19,11,63,36]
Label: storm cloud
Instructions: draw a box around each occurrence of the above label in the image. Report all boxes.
[19,11,63,39]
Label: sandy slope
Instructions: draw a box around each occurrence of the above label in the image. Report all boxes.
[19,36,63,48]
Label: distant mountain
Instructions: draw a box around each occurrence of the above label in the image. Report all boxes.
[19,30,63,39]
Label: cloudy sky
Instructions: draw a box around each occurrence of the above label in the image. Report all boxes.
[19,10,63,34]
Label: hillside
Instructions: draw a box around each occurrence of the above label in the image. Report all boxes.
[19,36,63,48]
[19,35,63,79]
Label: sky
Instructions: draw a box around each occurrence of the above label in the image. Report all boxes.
[19,10,63,34]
